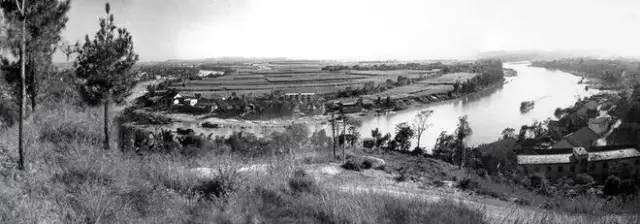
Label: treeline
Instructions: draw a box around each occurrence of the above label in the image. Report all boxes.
[322,62,450,72]
[198,64,235,75]
[453,60,505,94]
[334,77,412,99]
[137,65,199,81]
[125,124,313,158]
[321,60,503,77]
[531,58,640,85]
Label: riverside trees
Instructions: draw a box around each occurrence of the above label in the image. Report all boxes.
[412,110,432,151]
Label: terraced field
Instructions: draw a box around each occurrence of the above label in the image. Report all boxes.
[169,62,465,98]
[362,84,455,101]
[419,72,478,84]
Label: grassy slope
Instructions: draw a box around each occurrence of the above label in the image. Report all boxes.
[0,105,486,223]
[0,104,638,223]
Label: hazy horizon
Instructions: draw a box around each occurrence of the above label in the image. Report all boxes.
[55,0,640,62]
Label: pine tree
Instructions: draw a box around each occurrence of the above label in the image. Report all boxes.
[0,0,70,111]
[74,3,138,150]
[0,0,27,169]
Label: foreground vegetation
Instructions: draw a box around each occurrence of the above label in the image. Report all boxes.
[1,1,639,222]
[0,103,492,224]
[1,103,639,223]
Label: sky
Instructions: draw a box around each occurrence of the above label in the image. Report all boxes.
[56,0,640,62]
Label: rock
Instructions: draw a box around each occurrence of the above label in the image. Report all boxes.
[237,164,269,174]
[320,166,341,175]
[361,156,385,170]
[188,167,219,179]
[441,180,456,188]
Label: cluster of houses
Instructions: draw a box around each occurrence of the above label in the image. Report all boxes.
[518,146,640,181]
[171,93,251,113]
[169,91,325,116]
[516,97,640,182]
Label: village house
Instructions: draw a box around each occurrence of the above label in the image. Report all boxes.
[552,116,620,148]
[552,127,599,148]
[577,100,599,117]
[173,93,199,106]
[517,146,640,181]
[195,98,218,112]
[284,92,316,102]
[338,98,363,113]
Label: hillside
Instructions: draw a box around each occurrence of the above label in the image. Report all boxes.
[0,101,637,223]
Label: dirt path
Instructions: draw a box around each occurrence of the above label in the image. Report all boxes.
[114,79,165,113]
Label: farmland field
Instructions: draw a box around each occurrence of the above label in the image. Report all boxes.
[166,61,476,98]
[419,72,478,84]
[362,84,455,101]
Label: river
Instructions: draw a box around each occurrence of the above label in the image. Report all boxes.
[356,62,600,152]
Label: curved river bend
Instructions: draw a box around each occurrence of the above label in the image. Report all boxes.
[352,62,599,152]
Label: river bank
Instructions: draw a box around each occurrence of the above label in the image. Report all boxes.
[121,62,597,153]
[356,62,600,150]
[348,77,507,123]
[121,73,508,141]
[528,62,626,90]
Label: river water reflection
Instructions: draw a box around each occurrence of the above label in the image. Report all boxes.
[355,62,600,152]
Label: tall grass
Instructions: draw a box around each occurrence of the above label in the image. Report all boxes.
[0,104,638,223]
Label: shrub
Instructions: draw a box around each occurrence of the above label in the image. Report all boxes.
[0,100,18,128]
[457,177,480,190]
[604,175,621,196]
[288,169,319,194]
[574,173,594,185]
[192,167,240,200]
[529,173,547,189]
[341,159,362,171]
[40,119,102,146]
[620,179,638,195]
[395,171,409,182]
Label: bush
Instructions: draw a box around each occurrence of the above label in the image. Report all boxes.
[192,167,240,200]
[529,174,547,189]
[457,177,480,190]
[341,159,362,171]
[288,169,319,194]
[620,179,638,195]
[603,175,621,196]
[40,119,102,146]
[0,100,18,128]
[574,173,594,185]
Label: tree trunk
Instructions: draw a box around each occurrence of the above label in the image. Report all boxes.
[416,135,421,150]
[331,112,336,159]
[103,96,110,150]
[342,114,346,162]
[18,13,26,170]
[29,57,36,111]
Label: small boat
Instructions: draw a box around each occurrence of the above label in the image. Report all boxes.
[201,122,220,129]
[520,101,535,113]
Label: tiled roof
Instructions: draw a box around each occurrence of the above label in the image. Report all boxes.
[565,127,599,147]
[517,154,573,165]
[518,147,640,165]
[589,148,640,162]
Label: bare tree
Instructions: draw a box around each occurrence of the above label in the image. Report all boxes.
[411,110,432,150]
